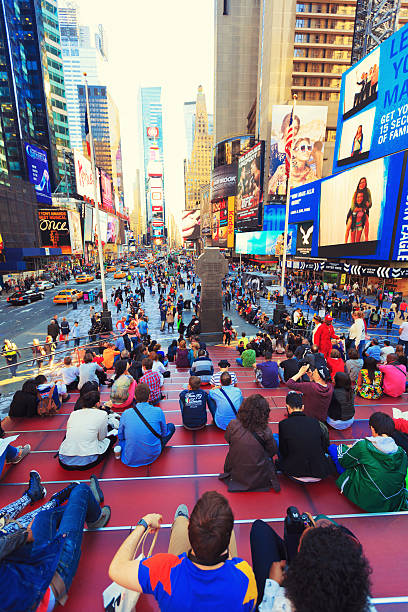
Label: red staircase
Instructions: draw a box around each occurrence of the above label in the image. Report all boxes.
[1,345,407,611]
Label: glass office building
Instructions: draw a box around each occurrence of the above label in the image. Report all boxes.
[0,0,59,186]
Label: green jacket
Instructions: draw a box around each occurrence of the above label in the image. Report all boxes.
[241,349,256,368]
[337,437,408,513]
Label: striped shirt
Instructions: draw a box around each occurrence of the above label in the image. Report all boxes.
[210,370,238,387]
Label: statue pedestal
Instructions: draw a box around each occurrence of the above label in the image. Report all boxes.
[196,248,228,345]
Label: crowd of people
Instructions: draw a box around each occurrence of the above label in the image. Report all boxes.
[0,256,407,610]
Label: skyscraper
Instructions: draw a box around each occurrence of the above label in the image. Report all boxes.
[139,87,165,222]
[184,86,212,211]
[184,100,213,159]
[0,0,60,187]
[41,0,72,193]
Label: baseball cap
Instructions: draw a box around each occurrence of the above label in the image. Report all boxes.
[316,365,331,382]
[218,359,230,368]
[325,315,333,323]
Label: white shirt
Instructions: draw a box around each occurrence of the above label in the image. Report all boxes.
[59,409,110,457]
[349,318,365,346]
[380,346,395,363]
[152,360,165,385]
[60,365,80,385]
[399,321,408,341]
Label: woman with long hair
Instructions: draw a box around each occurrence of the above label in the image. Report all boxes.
[356,356,383,400]
[327,371,355,429]
[345,177,372,242]
[219,394,280,492]
[351,124,363,156]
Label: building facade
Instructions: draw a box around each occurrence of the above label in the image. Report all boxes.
[184,86,212,211]
[214,0,260,143]
[139,87,165,221]
[184,100,213,159]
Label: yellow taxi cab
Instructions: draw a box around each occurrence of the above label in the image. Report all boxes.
[75,274,94,283]
[106,266,116,273]
[129,264,135,269]
[53,289,83,304]
[114,271,126,279]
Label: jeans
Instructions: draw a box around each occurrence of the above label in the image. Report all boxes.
[31,484,101,595]
[0,444,18,475]
[161,423,176,449]
[328,444,346,474]
[7,355,18,377]
[250,520,286,606]
[74,338,80,347]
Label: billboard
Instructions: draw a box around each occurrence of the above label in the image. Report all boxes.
[268,105,327,200]
[100,170,113,209]
[235,141,265,230]
[74,150,95,200]
[210,162,238,201]
[107,216,118,243]
[288,150,406,260]
[25,143,52,205]
[227,196,235,248]
[235,228,297,256]
[94,210,108,244]
[68,210,83,255]
[182,209,200,241]
[147,126,159,139]
[212,199,228,247]
[38,209,71,253]
[333,24,408,172]
[83,204,93,242]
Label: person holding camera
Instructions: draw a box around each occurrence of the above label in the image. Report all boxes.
[286,363,333,423]
[250,508,375,612]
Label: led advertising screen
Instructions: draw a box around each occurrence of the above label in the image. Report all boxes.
[107,216,118,243]
[182,209,200,241]
[210,162,238,201]
[25,143,52,205]
[68,210,83,255]
[235,228,297,256]
[212,199,228,247]
[74,150,95,200]
[288,150,406,260]
[38,209,71,253]
[83,204,93,242]
[268,105,327,201]
[100,170,113,209]
[94,210,108,244]
[333,24,408,172]
[235,141,264,230]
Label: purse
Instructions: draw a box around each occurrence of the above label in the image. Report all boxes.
[103,528,158,611]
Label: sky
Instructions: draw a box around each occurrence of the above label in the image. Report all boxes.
[75,0,215,225]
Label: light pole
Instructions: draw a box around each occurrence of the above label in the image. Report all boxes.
[83,73,112,331]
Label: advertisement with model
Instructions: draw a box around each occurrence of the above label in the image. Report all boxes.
[211,199,228,247]
[182,209,200,241]
[235,142,265,230]
[100,170,114,211]
[268,105,327,201]
[25,143,52,205]
[333,24,408,172]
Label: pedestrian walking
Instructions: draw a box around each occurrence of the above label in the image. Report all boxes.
[2,339,20,378]
[72,322,81,347]
[72,292,78,310]
[60,317,70,345]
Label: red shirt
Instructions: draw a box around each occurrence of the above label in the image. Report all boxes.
[327,357,346,381]
[140,370,162,403]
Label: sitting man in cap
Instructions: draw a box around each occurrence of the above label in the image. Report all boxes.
[286,363,333,423]
[253,351,280,389]
[210,359,238,388]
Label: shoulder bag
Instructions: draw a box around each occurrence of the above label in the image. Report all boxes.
[103,528,158,612]
[219,387,238,415]
[133,404,161,439]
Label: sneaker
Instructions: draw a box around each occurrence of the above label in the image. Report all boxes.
[25,470,47,504]
[174,504,189,521]
[87,505,111,529]
[8,444,31,464]
[89,474,104,504]
[50,482,79,506]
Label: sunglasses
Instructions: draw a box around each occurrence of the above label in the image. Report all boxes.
[295,144,313,152]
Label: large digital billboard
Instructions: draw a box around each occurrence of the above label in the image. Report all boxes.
[83,204,93,242]
[25,143,52,205]
[235,228,297,256]
[38,209,71,253]
[212,199,228,247]
[268,105,327,201]
[288,150,406,261]
[107,216,118,243]
[100,170,113,210]
[211,163,238,201]
[333,24,408,172]
[235,141,264,230]
[68,210,83,255]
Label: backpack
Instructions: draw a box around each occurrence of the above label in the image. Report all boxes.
[37,384,59,416]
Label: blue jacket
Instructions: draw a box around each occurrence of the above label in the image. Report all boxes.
[179,389,209,428]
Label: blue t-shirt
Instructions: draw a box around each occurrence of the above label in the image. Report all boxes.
[256,361,280,388]
[209,385,243,430]
[138,320,148,335]
[179,389,209,428]
[365,345,381,362]
[138,553,257,611]
[118,402,166,466]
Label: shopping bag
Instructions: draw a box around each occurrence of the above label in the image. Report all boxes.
[103,528,158,611]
